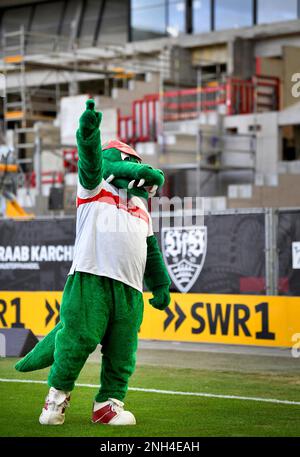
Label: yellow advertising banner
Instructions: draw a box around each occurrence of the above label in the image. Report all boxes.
[0,292,61,336]
[0,291,299,347]
[142,293,300,347]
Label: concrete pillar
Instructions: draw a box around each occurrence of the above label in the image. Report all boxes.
[255,112,279,183]
[294,125,300,159]
[170,46,197,86]
[228,37,255,79]
[68,80,79,96]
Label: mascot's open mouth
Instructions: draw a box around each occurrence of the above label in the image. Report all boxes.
[111,175,159,196]
[102,143,164,199]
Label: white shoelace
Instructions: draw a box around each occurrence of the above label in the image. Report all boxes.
[46,395,70,412]
[49,399,69,411]
[108,398,124,414]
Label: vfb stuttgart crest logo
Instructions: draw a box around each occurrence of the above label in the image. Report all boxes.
[162,226,207,293]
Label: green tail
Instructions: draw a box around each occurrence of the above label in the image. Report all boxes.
[15,323,62,372]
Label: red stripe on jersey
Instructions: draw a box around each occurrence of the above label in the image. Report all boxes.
[76,188,149,224]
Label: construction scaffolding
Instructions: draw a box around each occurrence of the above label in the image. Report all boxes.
[0,26,284,215]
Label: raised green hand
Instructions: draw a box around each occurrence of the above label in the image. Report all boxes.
[79,99,102,139]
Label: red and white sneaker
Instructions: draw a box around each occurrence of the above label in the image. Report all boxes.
[39,387,70,425]
[92,398,136,425]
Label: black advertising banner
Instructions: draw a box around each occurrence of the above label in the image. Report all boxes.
[0,218,76,291]
[278,210,300,296]
[0,211,299,296]
[158,213,266,295]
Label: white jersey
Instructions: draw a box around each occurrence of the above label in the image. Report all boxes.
[69,179,153,292]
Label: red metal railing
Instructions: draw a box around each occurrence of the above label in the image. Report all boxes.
[132,94,159,142]
[73,75,281,146]
[63,148,78,173]
[163,84,226,121]
[118,84,229,143]
[226,78,254,115]
[226,75,280,115]
[252,74,280,112]
[117,112,133,144]
[118,75,280,144]
[28,171,64,187]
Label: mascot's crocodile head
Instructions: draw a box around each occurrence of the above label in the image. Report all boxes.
[102,140,164,200]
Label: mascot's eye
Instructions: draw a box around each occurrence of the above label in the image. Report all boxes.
[121,152,131,161]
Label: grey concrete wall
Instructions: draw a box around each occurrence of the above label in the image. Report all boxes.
[224,112,280,182]
[228,174,300,208]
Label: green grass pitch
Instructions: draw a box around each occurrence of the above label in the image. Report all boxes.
[0,357,300,437]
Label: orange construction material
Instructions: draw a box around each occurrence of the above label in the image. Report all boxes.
[4,111,24,120]
[4,55,23,64]
[0,164,18,173]
[6,199,34,219]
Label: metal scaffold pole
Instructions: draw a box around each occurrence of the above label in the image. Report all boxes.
[196,66,202,197]
[34,123,42,196]
[265,208,279,295]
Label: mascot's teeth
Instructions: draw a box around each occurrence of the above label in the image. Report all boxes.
[137,179,145,187]
[106,174,115,183]
[149,185,158,193]
[128,180,135,189]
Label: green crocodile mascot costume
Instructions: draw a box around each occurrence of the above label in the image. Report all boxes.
[15,99,171,426]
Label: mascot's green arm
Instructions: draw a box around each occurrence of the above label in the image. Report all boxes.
[144,235,171,290]
[144,235,171,310]
[77,99,103,190]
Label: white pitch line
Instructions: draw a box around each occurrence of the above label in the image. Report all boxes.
[0,377,300,406]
